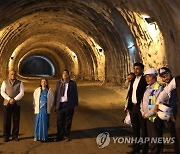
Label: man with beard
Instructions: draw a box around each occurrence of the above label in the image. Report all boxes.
[156,67,179,153]
[126,62,148,153]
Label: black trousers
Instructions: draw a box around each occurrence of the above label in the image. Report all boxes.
[176,121,180,152]
[165,120,179,154]
[130,105,148,153]
[147,117,164,154]
[56,102,74,139]
[3,103,20,139]
[176,111,180,152]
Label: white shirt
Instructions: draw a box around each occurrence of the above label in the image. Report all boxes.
[60,83,69,102]
[1,81,24,101]
[156,78,176,105]
[132,76,142,104]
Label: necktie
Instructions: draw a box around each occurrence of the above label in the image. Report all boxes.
[60,82,65,96]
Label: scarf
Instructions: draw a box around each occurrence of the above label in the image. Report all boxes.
[60,79,69,96]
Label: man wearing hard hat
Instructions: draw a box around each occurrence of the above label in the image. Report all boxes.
[156,67,179,153]
[140,68,164,154]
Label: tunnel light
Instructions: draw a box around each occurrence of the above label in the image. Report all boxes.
[127,43,135,55]
[127,39,135,49]
[147,24,157,34]
[99,48,103,52]
[144,17,157,30]
[72,51,77,61]
[97,47,102,52]
[142,14,150,19]
[144,17,155,24]
[97,47,104,57]
[142,15,156,25]
[128,44,135,49]
[142,14,158,38]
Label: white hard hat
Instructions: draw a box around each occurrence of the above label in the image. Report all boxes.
[158,104,172,113]
[157,111,170,121]
[123,112,131,125]
[144,68,157,76]
[157,104,172,120]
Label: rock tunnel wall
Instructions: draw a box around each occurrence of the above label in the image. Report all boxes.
[0,0,180,84]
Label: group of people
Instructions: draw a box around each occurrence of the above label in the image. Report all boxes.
[1,69,78,142]
[125,62,180,154]
[1,63,180,153]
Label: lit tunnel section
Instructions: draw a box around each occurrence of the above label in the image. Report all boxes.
[0,0,177,84]
[19,55,55,77]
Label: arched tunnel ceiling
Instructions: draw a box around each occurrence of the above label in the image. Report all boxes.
[0,0,180,83]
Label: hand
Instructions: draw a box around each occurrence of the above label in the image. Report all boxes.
[124,108,129,113]
[9,98,15,104]
[143,114,147,119]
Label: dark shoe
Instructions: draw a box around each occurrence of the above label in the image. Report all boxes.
[54,137,63,142]
[41,140,48,143]
[63,136,70,142]
[12,135,19,141]
[4,137,9,142]
[13,138,19,141]
[53,138,58,142]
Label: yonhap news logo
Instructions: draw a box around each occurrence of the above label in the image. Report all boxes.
[96,132,110,148]
[96,132,175,148]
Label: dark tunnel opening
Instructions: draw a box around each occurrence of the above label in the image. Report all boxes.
[19,55,55,77]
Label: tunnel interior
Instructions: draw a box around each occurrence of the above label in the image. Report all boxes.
[19,55,55,77]
[0,0,180,84]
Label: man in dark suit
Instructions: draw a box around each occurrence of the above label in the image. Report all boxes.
[126,62,148,153]
[54,70,78,142]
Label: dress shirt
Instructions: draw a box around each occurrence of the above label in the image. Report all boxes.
[60,82,69,102]
[132,75,142,104]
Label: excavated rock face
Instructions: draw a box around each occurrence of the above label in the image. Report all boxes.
[0,0,179,84]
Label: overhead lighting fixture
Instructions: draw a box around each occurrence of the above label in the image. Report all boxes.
[144,17,155,24]
[99,48,103,52]
[128,44,135,49]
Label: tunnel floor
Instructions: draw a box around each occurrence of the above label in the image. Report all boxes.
[0,82,175,153]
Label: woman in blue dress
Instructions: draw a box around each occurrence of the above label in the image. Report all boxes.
[33,78,54,141]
